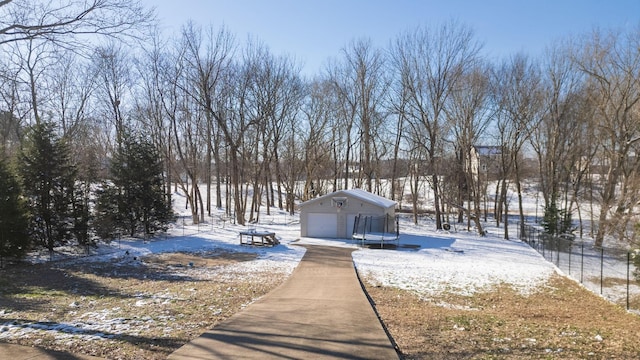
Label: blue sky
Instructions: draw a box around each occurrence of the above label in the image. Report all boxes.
[143,0,640,76]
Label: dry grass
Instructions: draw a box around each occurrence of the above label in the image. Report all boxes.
[3,252,640,359]
[364,274,640,359]
[0,251,285,359]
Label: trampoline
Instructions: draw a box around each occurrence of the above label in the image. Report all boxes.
[351,214,400,248]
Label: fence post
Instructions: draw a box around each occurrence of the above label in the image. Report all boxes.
[627,252,631,311]
[568,242,572,275]
[580,242,584,284]
[600,247,604,295]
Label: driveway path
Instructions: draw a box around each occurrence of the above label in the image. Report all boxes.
[168,244,399,359]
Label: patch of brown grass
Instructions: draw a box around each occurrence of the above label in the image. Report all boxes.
[365,274,640,359]
[0,250,283,359]
[142,250,257,267]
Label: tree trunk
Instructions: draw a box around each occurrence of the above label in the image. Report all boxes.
[503,194,509,240]
[214,136,222,209]
[514,161,526,240]
[595,156,622,247]
[230,147,245,225]
[432,173,442,230]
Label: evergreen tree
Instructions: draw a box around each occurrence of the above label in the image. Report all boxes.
[541,202,561,236]
[19,122,80,255]
[541,200,573,236]
[0,158,30,266]
[94,183,122,240]
[71,183,92,248]
[71,132,100,248]
[96,133,173,238]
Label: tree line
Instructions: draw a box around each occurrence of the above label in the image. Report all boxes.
[1,1,639,262]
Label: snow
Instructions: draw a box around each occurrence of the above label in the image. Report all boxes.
[293,221,557,298]
[300,188,397,209]
[339,188,397,208]
[351,229,557,297]
[108,205,558,302]
[0,188,566,345]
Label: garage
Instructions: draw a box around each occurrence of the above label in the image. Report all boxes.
[299,189,397,239]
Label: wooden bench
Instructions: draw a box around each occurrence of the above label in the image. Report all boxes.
[239,230,279,246]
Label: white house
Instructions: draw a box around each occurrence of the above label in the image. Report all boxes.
[299,189,397,239]
[470,145,502,182]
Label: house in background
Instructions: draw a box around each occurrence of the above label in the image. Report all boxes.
[299,189,397,239]
[469,145,502,183]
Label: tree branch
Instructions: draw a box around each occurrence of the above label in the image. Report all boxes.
[0,0,155,46]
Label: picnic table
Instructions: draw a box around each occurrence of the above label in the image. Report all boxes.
[239,230,279,246]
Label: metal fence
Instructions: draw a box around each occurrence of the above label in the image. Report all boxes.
[519,223,640,313]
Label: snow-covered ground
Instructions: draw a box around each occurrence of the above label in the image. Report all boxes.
[2,186,636,345]
[65,206,557,299]
[80,206,559,299]
[0,210,558,346]
[352,227,557,297]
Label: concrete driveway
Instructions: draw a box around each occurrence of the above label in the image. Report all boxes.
[168,244,399,359]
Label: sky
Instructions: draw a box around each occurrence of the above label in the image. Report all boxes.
[142,0,640,76]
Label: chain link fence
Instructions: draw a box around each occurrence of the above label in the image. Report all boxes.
[519,223,640,313]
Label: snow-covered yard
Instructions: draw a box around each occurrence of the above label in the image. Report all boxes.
[3,187,638,355]
[352,228,557,297]
[0,207,560,345]
[47,209,560,298]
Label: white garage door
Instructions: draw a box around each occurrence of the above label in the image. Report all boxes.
[306,213,338,238]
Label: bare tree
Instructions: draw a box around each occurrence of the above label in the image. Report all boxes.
[135,24,235,226]
[0,0,154,47]
[237,40,272,223]
[181,22,235,217]
[47,51,96,137]
[569,89,599,239]
[406,145,427,225]
[263,55,304,212]
[149,33,204,224]
[0,0,154,164]
[324,38,389,193]
[92,42,132,147]
[386,81,409,203]
[491,53,544,239]
[531,40,587,236]
[2,38,55,125]
[134,30,174,205]
[573,26,640,247]
[326,56,358,190]
[238,42,304,220]
[301,79,335,200]
[0,56,28,157]
[208,42,267,226]
[337,38,388,192]
[390,20,481,229]
[446,61,492,235]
